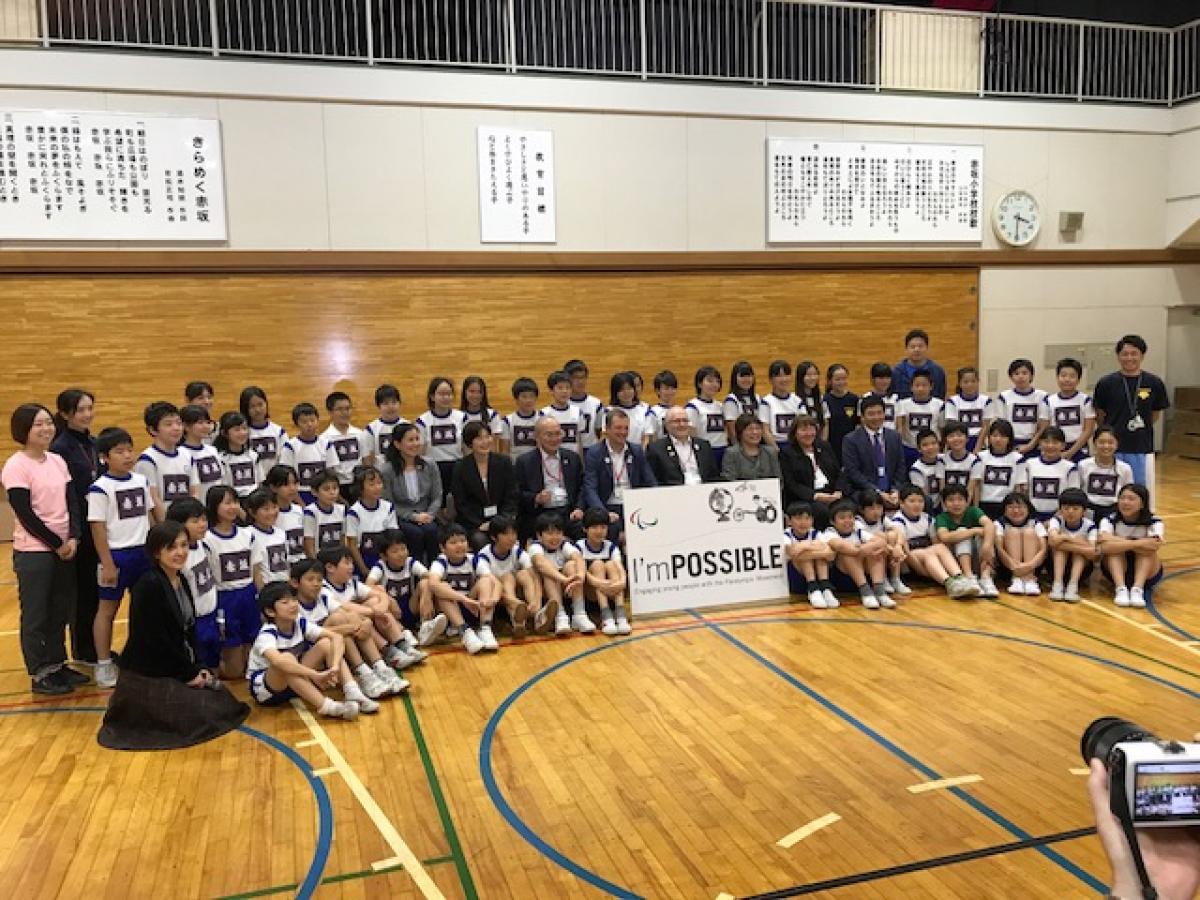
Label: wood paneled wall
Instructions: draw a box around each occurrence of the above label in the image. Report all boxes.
[3,268,977,454]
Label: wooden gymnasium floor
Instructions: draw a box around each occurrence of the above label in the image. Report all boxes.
[2,460,1200,900]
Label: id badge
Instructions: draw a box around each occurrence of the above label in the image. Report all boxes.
[484,505,498,518]
[1128,414,1145,432]
[549,486,568,505]
[612,487,625,505]
[878,466,886,477]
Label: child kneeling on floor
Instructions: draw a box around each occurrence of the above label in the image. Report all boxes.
[247,581,370,720]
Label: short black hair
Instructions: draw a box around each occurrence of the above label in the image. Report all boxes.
[184,381,214,401]
[309,468,341,493]
[1115,334,1147,355]
[564,359,589,377]
[205,485,239,525]
[291,402,319,425]
[462,420,489,447]
[859,395,885,415]
[941,421,969,439]
[289,558,323,582]
[1058,488,1088,508]
[96,426,133,456]
[582,507,610,528]
[534,512,564,535]
[377,528,408,555]
[439,523,468,545]
[1007,358,1035,377]
[653,370,678,390]
[910,369,933,385]
[1040,426,1066,443]
[870,362,892,381]
[694,365,722,394]
[325,391,351,412]
[374,384,400,407]
[829,499,858,520]
[245,488,278,517]
[1056,357,1083,377]
[916,428,940,447]
[180,404,212,427]
[144,400,181,431]
[547,370,570,390]
[265,465,298,489]
[941,485,969,502]
[768,359,792,379]
[146,520,187,562]
[785,501,814,519]
[317,546,352,569]
[487,515,517,540]
[898,484,926,503]
[166,496,206,525]
[512,377,539,399]
[258,581,294,616]
[856,489,883,508]
[904,329,929,346]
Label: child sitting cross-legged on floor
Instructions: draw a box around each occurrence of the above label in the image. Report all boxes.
[783,501,837,609]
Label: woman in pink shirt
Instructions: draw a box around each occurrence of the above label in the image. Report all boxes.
[1,404,86,695]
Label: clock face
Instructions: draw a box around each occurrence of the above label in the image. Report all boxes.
[993,190,1040,247]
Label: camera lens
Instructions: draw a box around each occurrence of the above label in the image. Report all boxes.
[1081,717,1157,764]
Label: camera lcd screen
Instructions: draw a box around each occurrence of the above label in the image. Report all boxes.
[1134,761,1200,822]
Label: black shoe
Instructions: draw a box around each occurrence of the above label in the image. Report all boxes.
[58,666,90,686]
[32,674,73,696]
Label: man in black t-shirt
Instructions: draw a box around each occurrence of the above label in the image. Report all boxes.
[1092,334,1169,501]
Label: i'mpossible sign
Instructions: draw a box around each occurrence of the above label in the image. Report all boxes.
[623,479,789,615]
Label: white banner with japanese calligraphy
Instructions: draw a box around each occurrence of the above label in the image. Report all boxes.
[623,479,789,615]
[477,127,556,244]
[0,109,226,241]
[766,139,983,244]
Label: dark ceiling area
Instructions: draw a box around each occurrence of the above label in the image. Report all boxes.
[886,1,1197,28]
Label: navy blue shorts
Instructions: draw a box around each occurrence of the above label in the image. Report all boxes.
[250,670,296,706]
[218,584,260,646]
[98,545,151,603]
[193,611,221,668]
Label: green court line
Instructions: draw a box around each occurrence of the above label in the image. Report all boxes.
[402,691,480,900]
[996,599,1200,680]
[213,855,456,900]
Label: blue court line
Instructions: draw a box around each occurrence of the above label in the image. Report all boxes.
[705,622,1106,894]
[479,615,1200,897]
[1144,566,1200,642]
[0,705,333,899]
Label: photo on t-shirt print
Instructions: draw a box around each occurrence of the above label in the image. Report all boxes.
[333,438,359,461]
[163,474,191,500]
[1032,477,1059,499]
[116,488,148,520]
[193,558,214,594]
[220,550,251,578]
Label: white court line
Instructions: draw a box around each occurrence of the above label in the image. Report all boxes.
[1082,600,1200,661]
[907,774,983,794]
[291,701,445,900]
[716,894,736,900]
[295,738,320,749]
[1069,768,1091,776]
[0,617,126,638]
[312,766,338,777]
[777,812,841,848]
[371,856,404,872]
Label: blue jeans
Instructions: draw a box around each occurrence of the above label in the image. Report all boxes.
[1117,452,1147,486]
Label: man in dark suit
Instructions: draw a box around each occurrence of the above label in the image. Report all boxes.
[646,405,720,485]
[515,417,585,541]
[582,408,657,543]
[840,395,907,508]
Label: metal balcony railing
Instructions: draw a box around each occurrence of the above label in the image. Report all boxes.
[7,0,1197,106]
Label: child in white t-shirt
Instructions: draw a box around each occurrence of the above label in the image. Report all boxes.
[994,493,1047,596]
[242,386,288,483]
[578,508,630,635]
[687,365,728,452]
[475,516,546,639]
[502,378,543,460]
[366,530,447,647]
[783,502,837,609]
[528,512,587,635]
[1098,484,1165,608]
[1046,488,1099,603]
[428,524,500,656]
[822,500,890,609]
[891,486,974,599]
[215,411,260,500]
[280,402,328,507]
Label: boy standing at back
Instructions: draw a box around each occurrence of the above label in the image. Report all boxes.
[322,392,374,500]
[135,401,191,521]
[565,360,603,451]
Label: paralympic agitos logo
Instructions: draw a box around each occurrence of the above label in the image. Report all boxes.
[630,509,658,530]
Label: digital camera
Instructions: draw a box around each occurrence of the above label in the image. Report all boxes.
[1082,717,1200,828]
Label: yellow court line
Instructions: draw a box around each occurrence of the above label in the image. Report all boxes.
[312,766,338,777]
[371,856,404,872]
[1082,600,1200,660]
[291,701,446,900]
[1069,768,1091,776]
[907,774,983,794]
[777,812,841,848]
[0,617,126,638]
[716,894,736,900]
[295,738,320,748]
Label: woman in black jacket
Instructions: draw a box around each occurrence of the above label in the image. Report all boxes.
[98,521,247,751]
[778,414,844,529]
[50,388,100,664]
[450,421,519,550]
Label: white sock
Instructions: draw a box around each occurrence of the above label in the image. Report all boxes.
[372,660,392,676]
[355,663,371,679]
[601,608,615,621]
[344,682,366,702]
[572,597,586,616]
[318,697,337,716]
[98,658,112,665]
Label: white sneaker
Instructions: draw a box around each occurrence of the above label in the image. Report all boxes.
[615,617,632,635]
[893,579,913,596]
[479,625,500,651]
[386,672,411,694]
[979,576,999,598]
[406,647,429,664]
[534,598,558,634]
[417,614,448,647]
[445,624,461,638]
[392,650,420,670]
[376,664,408,694]
[601,618,619,636]
[1115,586,1131,607]
[966,576,983,596]
[1007,579,1026,596]
[554,613,571,636]
[325,700,360,721]
[358,671,387,700]
[946,577,973,599]
[1130,587,1146,608]
[572,613,596,634]
[1064,585,1081,603]
[862,594,880,610]
[346,688,380,714]
[809,590,827,609]
[1049,583,1065,601]
[1023,578,1041,596]
[882,577,897,594]
[823,589,840,609]
[95,660,118,688]
[462,628,485,655]
[879,593,897,609]
[400,631,418,653]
